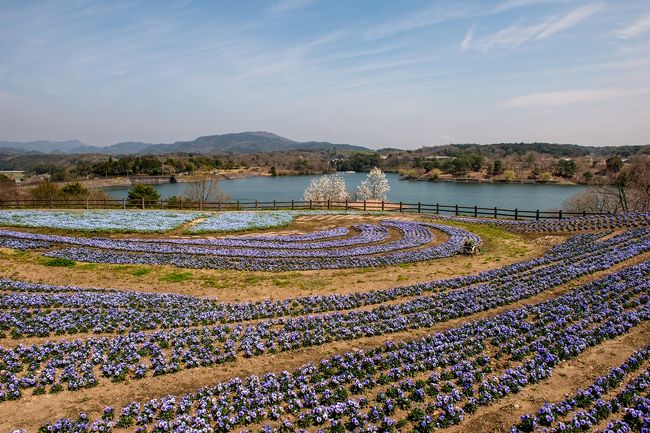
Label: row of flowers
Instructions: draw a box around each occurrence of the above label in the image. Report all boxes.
[40,222,479,270]
[29,260,650,433]
[429,212,650,233]
[185,211,373,233]
[0,224,387,252]
[0,222,402,257]
[511,347,649,433]
[0,229,644,339]
[1,229,647,401]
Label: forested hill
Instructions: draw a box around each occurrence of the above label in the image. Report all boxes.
[0,132,369,155]
[390,142,650,158]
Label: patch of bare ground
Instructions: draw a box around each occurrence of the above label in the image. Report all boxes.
[0,216,552,301]
[446,321,650,433]
[2,253,647,432]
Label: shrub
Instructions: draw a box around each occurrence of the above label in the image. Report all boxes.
[43,257,76,267]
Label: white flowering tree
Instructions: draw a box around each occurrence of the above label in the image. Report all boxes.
[355,167,390,201]
[303,174,349,203]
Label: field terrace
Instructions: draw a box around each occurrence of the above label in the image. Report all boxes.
[0,211,648,432]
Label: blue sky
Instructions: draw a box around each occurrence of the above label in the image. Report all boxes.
[1,0,649,148]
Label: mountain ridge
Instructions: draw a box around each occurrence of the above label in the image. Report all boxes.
[0,132,369,155]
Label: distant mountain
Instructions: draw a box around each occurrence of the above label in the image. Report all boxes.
[106,141,156,154]
[0,139,97,154]
[0,132,370,155]
[139,132,368,154]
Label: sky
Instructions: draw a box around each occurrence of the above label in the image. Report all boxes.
[1,0,649,149]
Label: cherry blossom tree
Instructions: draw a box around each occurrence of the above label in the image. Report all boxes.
[303,174,349,202]
[355,167,390,201]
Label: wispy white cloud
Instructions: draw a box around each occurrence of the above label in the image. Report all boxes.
[270,0,318,14]
[460,26,475,52]
[473,2,602,51]
[615,14,650,39]
[503,86,650,107]
[534,2,602,40]
[492,0,572,13]
[363,3,476,39]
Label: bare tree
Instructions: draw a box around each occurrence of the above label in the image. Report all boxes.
[0,175,18,202]
[563,187,620,213]
[563,156,650,213]
[184,172,228,210]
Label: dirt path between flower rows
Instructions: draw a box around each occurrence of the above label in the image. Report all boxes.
[2,252,647,432]
[446,321,650,433]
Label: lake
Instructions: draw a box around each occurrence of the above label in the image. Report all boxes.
[103,172,585,211]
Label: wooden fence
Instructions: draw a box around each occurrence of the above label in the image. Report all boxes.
[0,198,612,220]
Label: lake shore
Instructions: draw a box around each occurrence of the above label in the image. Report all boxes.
[68,167,272,189]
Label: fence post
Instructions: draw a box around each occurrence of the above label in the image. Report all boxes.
[558,209,563,220]
[141,197,145,210]
[160,199,164,210]
[494,207,497,219]
[237,200,240,210]
[418,202,421,213]
[291,200,295,210]
[273,200,276,211]
[455,204,459,216]
[436,203,439,214]
[363,200,366,211]
[399,202,403,213]
[381,201,385,211]
[536,209,539,220]
[123,198,126,209]
[474,205,477,218]
[217,201,221,211]
[514,208,518,220]
[309,200,312,210]
[255,200,258,210]
[345,199,348,210]
[582,210,586,217]
[327,200,330,210]
[86,198,89,210]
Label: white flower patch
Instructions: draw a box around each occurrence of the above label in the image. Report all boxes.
[0,210,204,233]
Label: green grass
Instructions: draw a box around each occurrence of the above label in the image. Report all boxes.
[160,271,192,283]
[42,257,76,267]
[77,263,98,270]
[131,268,153,277]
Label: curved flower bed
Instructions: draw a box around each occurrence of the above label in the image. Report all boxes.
[429,212,650,233]
[0,229,646,338]
[185,210,380,233]
[0,224,384,252]
[38,221,480,271]
[1,230,647,401]
[33,260,650,432]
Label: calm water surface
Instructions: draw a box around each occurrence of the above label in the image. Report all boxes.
[103,172,585,211]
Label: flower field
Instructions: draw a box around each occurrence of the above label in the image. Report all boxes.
[0,210,649,432]
[0,219,480,271]
[0,210,206,233]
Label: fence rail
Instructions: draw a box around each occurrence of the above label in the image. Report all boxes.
[0,198,612,220]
